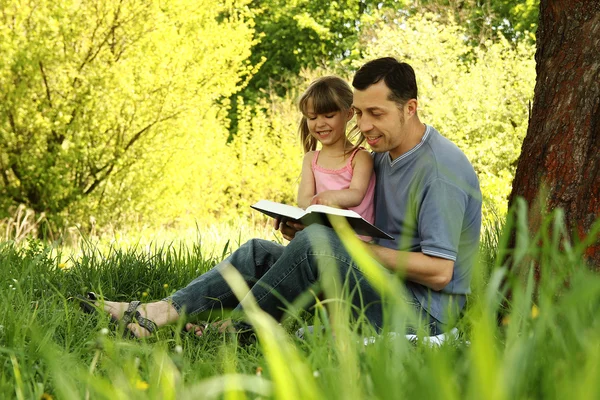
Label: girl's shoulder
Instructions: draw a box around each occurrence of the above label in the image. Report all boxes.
[350,147,374,168]
[303,150,318,167]
[355,147,373,156]
[303,150,317,161]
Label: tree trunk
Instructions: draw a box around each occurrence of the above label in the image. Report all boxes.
[508,1,600,269]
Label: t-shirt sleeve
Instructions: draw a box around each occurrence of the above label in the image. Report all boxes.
[417,178,468,261]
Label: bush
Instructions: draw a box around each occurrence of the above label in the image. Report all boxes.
[356,12,536,222]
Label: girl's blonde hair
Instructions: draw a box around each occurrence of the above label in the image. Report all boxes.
[298,76,363,153]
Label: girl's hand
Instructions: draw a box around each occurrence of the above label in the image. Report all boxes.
[310,191,339,207]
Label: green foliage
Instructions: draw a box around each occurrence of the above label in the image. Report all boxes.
[225,95,302,217]
[241,0,538,101]
[0,0,256,225]
[0,1,536,231]
[243,0,406,95]
[226,0,406,136]
[493,0,539,37]
[356,12,536,220]
[413,0,539,43]
[137,89,304,228]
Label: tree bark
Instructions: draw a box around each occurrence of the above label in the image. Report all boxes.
[509,0,600,269]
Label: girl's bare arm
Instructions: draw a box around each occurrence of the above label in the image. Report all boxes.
[311,150,373,208]
[297,152,316,209]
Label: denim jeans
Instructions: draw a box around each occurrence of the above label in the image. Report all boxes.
[168,224,443,334]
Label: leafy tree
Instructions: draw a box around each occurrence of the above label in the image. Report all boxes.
[244,0,538,98]
[0,0,256,226]
[231,0,538,136]
[225,0,395,135]
[244,0,402,95]
[412,0,539,43]
[356,11,536,219]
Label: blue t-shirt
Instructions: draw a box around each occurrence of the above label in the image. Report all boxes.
[373,125,482,323]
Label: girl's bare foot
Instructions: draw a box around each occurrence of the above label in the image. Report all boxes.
[99,300,179,338]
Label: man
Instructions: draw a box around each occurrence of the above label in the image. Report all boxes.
[350,57,482,330]
[86,57,481,338]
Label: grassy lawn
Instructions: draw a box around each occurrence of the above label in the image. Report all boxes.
[0,213,599,399]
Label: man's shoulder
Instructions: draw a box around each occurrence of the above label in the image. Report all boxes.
[425,126,463,156]
[426,127,476,172]
[417,126,480,196]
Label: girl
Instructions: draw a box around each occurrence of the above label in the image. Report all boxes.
[296,76,376,233]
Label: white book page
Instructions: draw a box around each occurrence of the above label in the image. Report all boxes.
[252,200,306,220]
[305,204,361,219]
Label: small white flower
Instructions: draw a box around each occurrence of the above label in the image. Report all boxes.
[313,370,320,378]
[100,328,109,335]
[174,345,183,354]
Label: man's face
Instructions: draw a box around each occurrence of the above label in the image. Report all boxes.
[352,80,409,159]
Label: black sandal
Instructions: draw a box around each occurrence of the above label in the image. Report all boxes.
[121,301,158,338]
[77,292,100,314]
[77,293,157,338]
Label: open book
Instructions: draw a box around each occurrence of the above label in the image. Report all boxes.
[251,200,393,240]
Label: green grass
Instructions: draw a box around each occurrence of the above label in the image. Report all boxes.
[0,208,599,399]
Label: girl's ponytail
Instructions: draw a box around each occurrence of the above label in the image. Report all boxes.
[298,116,318,153]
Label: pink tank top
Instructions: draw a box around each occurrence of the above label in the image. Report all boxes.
[312,147,376,227]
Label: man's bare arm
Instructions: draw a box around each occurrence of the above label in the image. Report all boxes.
[366,243,454,291]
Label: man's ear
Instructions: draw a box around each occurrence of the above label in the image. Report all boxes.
[406,99,418,117]
[346,107,355,121]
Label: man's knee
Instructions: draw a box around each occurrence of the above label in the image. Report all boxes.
[305,225,345,251]
[296,224,337,244]
[238,238,273,254]
[233,237,285,266]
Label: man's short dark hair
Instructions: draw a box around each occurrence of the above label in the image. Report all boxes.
[352,57,418,106]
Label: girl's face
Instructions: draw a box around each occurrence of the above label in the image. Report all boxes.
[304,98,353,148]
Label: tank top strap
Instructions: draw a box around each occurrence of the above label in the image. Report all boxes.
[312,150,320,168]
[346,146,365,170]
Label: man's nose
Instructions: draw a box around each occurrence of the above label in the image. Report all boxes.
[358,115,373,132]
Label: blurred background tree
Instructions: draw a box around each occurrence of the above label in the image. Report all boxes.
[226,0,405,135]
[0,0,257,231]
[0,0,539,236]
[241,0,538,100]
[356,11,535,219]
[413,0,538,43]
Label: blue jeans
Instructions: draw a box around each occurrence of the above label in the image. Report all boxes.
[168,225,443,334]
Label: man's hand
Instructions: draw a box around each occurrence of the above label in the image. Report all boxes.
[273,217,305,241]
